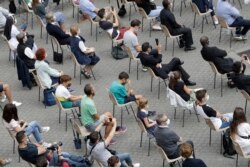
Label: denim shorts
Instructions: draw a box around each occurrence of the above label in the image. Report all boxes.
[85,114,106,132]
[124,95,136,104]
[0,84,3,92]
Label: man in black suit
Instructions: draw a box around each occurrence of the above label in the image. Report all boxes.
[160,0,196,51]
[138,42,196,86]
[46,12,71,45]
[200,36,234,74]
[231,61,250,94]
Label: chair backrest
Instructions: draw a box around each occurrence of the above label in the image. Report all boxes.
[124,45,137,60]
[190,2,201,14]
[208,61,220,75]
[217,16,230,29]
[240,89,250,101]
[85,14,99,25]
[137,119,147,133]
[35,15,46,28]
[71,118,91,137]
[106,88,118,106]
[52,92,65,110]
[148,68,160,80]
[31,71,46,90]
[204,118,217,131]
[160,25,172,38]
[69,51,81,67]
[138,7,149,19]
[1,34,15,51]
[231,137,246,157]
[50,35,61,47]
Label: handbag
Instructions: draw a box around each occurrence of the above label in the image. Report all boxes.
[53,52,63,63]
[69,118,82,149]
[106,148,117,155]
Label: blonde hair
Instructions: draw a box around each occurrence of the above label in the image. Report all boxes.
[138,97,148,110]
[70,23,79,36]
[180,143,193,158]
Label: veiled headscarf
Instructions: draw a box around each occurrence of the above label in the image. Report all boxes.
[3,16,14,40]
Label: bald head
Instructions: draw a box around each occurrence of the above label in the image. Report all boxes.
[200,36,209,47]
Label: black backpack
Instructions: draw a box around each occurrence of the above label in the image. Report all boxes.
[117,0,127,17]
[222,129,237,157]
[9,0,17,14]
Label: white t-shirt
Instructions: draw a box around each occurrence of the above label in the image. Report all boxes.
[3,119,20,132]
[55,84,71,102]
[236,123,250,153]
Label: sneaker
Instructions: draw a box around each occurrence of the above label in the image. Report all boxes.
[115,126,127,135]
[214,20,219,25]
[42,126,50,133]
[42,142,52,148]
[12,101,22,107]
[0,95,6,102]
[242,35,248,40]
[133,163,140,167]
[152,24,162,30]
[142,65,148,72]
[234,35,244,40]
[109,139,117,145]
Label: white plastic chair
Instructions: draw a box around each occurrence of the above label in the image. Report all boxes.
[124,46,140,80]
[240,89,250,114]
[121,0,137,20]
[20,0,34,29]
[85,14,99,42]
[70,0,80,22]
[35,14,48,43]
[1,34,17,67]
[231,138,250,167]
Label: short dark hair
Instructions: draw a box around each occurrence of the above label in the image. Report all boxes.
[60,75,72,83]
[16,130,26,144]
[36,155,48,167]
[118,72,129,80]
[232,61,242,73]
[97,8,105,18]
[195,89,207,102]
[84,84,93,96]
[108,155,120,167]
[89,131,100,144]
[162,0,171,9]
[200,36,209,47]
[141,42,151,52]
[3,103,19,123]
[35,48,46,61]
[130,19,141,27]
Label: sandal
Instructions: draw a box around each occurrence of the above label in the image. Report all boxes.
[1,158,12,166]
[81,70,91,79]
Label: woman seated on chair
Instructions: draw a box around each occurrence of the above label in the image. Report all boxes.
[35,48,63,89]
[55,75,82,108]
[230,107,250,153]
[2,103,51,147]
[70,23,100,79]
[169,71,197,102]
[3,15,37,55]
[137,97,157,135]
[32,0,66,31]
[195,89,233,129]
[97,7,129,40]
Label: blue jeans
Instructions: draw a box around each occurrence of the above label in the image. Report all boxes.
[117,153,133,167]
[148,6,163,22]
[49,152,85,167]
[220,113,233,129]
[230,16,250,35]
[25,121,43,143]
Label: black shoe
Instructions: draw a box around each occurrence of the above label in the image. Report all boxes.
[179,42,185,48]
[148,111,156,117]
[184,46,196,51]
[81,70,91,79]
[185,80,196,86]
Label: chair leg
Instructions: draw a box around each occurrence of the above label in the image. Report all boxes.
[90,22,93,36]
[245,99,247,114]
[182,110,185,127]
[140,131,143,147]
[202,16,204,33]
[219,27,222,42]
[174,108,177,119]
[211,15,216,29]
[163,159,165,167]
[172,39,175,57]
[13,140,15,154]
[180,0,183,17]
[158,80,160,99]
[80,68,82,85]
[177,160,181,167]
[214,74,216,89]
[150,77,153,92]
[113,104,115,117]
[220,133,223,154]
[95,25,98,42]
[129,4,131,21]
[141,18,144,32]
[193,13,196,28]
[165,37,167,51]
[136,61,139,80]
[148,138,151,156]
[59,109,61,123]
[90,68,96,80]
[130,105,137,120]
[209,128,212,146]
[40,25,42,39]
[149,20,152,37]
[128,58,131,74]
[73,63,76,78]
[72,5,75,18]
[65,112,68,131]
[221,75,223,97]
[230,30,233,48]
[120,108,123,127]
[238,0,242,9]
[236,154,238,167]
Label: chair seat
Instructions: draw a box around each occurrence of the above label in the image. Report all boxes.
[77,126,91,136]
[116,101,135,108]
[199,9,213,16]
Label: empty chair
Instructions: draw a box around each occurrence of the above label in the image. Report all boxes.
[35,14,48,43]
[122,0,137,20]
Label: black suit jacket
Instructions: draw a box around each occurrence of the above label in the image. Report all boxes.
[46,23,71,45]
[231,73,250,94]
[200,46,233,74]
[138,52,162,70]
[160,8,181,35]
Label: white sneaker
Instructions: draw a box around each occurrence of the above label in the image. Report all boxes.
[42,142,52,148]
[234,35,244,40]
[242,35,248,40]
[0,95,6,102]
[12,101,22,106]
[152,24,162,30]
[214,20,219,25]
[133,163,140,167]
[42,126,50,133]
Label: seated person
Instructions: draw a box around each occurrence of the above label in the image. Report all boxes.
[154,114,195,159]
[35,48,63,89]
[0,82,21,106]
[160,0,196,51]
[0,7,12,28]
[195,89,233,129]
[55,75,82,108]
[109,72,142,105]
[180,142,207,167]
[137,97,157,135]
[217,0,250,40]
[4,15,37,55]
[97,8,129,40]
[231,107,250,153]
[231,61,250,94]
[16,32,36,69]
[200,36,246,75]
[70,23,100,79]
[169,71,196,102]
[107,155,120,167]
[192,0,218,24]
[81,84,127,142]
[134,0,162,30]
[36,154,69,167]
[46,12,71,45]
[87,129,140,167]
[2,103,50,146]
[138,42,196,86]
[16,131,86,166]
[32,0,65,31]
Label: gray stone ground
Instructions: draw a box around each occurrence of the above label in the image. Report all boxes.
[1,0,250,166]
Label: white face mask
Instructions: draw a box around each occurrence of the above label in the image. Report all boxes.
[166,119,170,126]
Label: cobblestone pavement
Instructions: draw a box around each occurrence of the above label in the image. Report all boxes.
[1,0,250,166]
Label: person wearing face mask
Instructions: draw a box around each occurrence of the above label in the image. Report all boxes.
[35,48,63,89]
[195,89,233,129]
[55,75,82,108]
[109,72,143,105]
[160,0,196,51]
[16,32,36,69]
[154,114,195,162]
[70,23,100,79]
[137,97,157,136]
[138,42,196,86]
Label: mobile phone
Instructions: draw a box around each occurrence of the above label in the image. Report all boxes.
[245,56,248,60]
[109,118,112,122]
[155,38,159,46]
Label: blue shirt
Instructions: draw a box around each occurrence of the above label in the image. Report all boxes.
[216,0,241,25]
[109,81,127,104]
[79,0,97,19]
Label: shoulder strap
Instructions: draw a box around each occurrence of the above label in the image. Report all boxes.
[239,135,250,139]
[89,143,97,155]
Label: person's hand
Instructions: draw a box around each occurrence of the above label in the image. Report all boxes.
[112,118,117,123]
[222,116,229,122]
[156,63,161,68]
[156,44,161,51]
[57,146,62,155]
[60,71,64,75]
